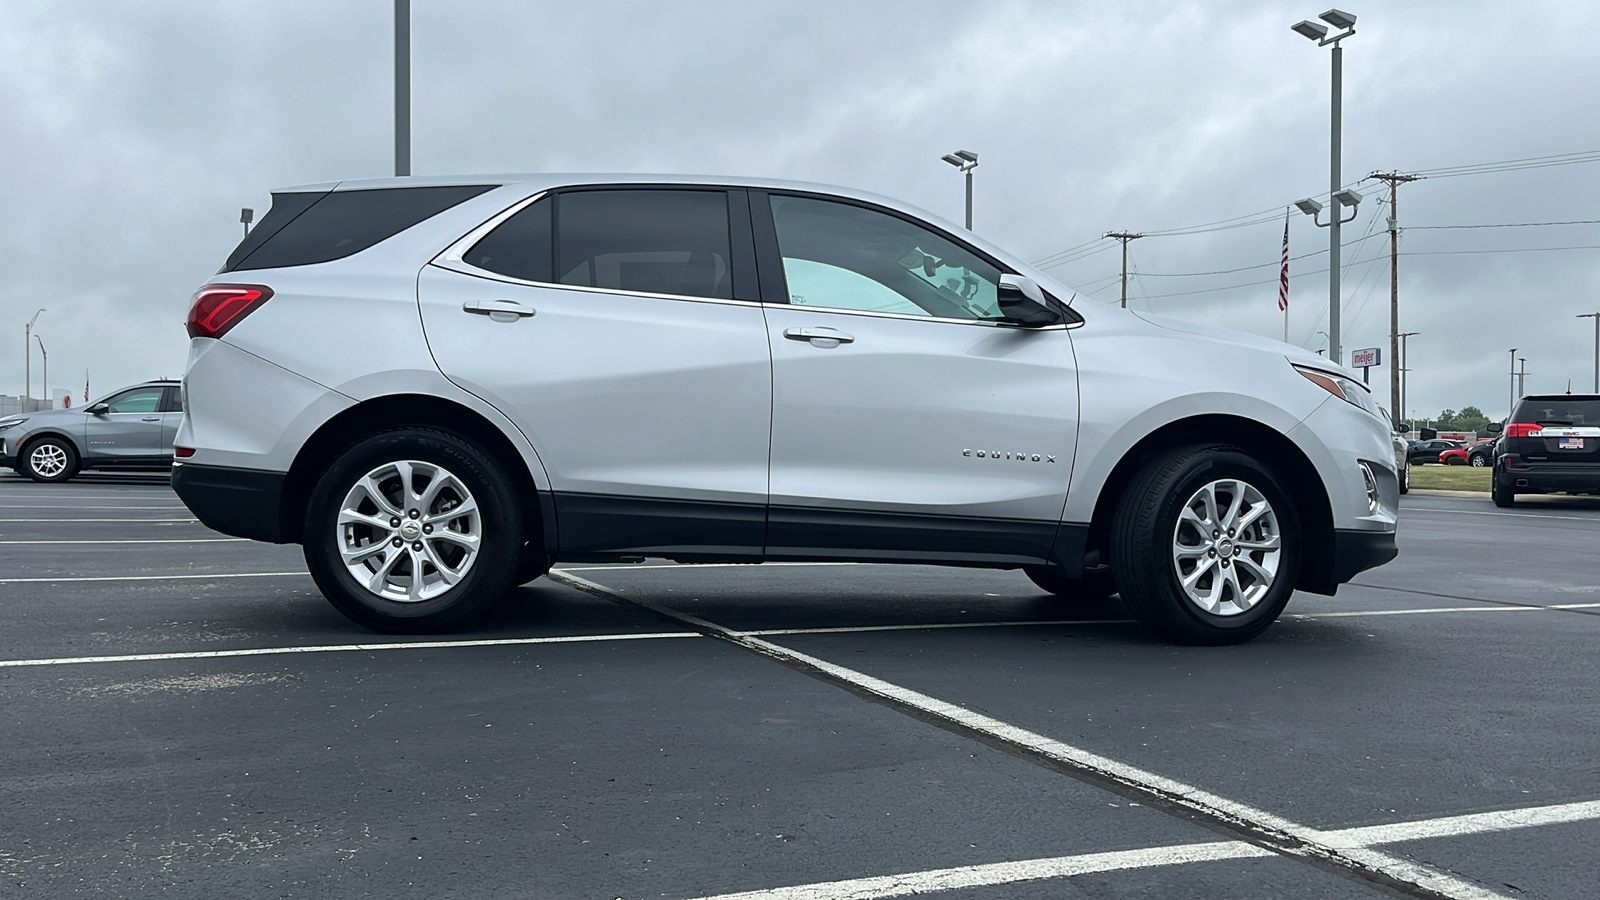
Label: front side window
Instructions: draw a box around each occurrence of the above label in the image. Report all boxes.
[768,195,1002,319]
[104,388,163,414]
[557,190,733,300]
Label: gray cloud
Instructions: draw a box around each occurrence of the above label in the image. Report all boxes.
[2,0,1597,419]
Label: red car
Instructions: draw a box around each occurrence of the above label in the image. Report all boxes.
[1439,438,1496,466]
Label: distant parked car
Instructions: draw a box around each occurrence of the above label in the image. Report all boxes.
[1408,439,1464,465]
[1440,438,1496,467]
[0,381,181,482]
[1380,409,1409,494]
[1490,394,1600,507]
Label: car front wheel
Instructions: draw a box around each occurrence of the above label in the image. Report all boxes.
[303,428,522,633]
[21,436,79,483]
[1110,445,1300,645]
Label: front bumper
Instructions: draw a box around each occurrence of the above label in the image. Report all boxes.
[171,462,289,543]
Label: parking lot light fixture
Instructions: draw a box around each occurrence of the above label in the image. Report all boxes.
[1293,7,1356,367]
[941,150,978,229]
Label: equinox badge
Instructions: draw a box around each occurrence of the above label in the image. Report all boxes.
[963,449,1056,462]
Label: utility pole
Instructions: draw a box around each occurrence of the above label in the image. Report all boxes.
[1371,171,1419,430]
[1518,357,1528,400]
[1508,348,1518,417]
[1104,231,1144,309]
[394,0,410,177]
[1578,313,1600,393]
[35,335,47,408]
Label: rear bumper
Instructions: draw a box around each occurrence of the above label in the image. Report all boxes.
[171,462,289,543]
[1496,460,1600,494]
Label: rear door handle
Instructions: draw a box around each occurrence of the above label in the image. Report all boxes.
[782,327,855,347]
[463,299,537,321]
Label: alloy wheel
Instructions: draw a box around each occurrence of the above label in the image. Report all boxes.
[1170,478,1282,616]
[336,459,481,602]
[29,443,68,478]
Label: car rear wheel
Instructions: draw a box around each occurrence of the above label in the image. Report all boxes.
[1492,477,1516,508]
[1110,445,1300,645]
[20,436,78,483]
[303,428,521,633]
[1399,460,1410,494]
[1470,454,1488,467]
[1024,564,1116,601]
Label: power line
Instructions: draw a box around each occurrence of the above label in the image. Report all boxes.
[1408,219,1600,230]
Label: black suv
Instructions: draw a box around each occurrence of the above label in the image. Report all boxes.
[1489,394,1600,507]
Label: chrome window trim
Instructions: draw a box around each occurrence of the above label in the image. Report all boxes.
[759,301,1077,331]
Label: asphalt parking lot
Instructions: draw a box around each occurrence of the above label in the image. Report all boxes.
[1,473,1597,899]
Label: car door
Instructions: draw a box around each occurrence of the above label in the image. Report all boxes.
[84,386,166,461]
[420,186,772,559]
[753,190,1079,565]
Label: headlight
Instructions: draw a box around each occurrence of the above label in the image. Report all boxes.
[0,417,27,432]
[1293,364,1378,417]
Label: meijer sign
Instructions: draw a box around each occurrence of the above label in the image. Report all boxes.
[1350,347,1380,368]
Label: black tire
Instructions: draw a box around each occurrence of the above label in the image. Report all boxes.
[1110,445,1301,645]
[1024,564,1117,600]
[20,436,79,483]
[303,427,522,633]
[1398,460,1410,494]
[1491,477,1515,508]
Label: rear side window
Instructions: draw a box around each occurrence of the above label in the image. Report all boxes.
[556,190,733,300]
[223,185,494,272]
[464,197,552,283]
[1513,397,1600,426]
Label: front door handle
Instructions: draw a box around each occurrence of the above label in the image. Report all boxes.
[463,299,537,322]
[141,416,161,422]
[782,326,855,347]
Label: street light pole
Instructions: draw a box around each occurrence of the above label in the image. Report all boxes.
[1292,9,1357,365]
[1509,348,1518,417]
[940,150,978,229]
[1578,313,1600,393]
[23,308,44,405]
[1518,357,1527,401]
[395,0,411,177]
[1398,331,1419,432]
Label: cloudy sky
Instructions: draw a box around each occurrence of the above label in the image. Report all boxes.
[3,0,1598,421]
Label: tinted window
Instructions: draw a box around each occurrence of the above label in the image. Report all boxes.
[221,191,326,272]
[557,190,732,299]
[768,195,1002,319]
[225,185,494,272]
[104,387,163,414]
[464,197,553,282]
[1513,397,1600,426]
[159,386,184,413]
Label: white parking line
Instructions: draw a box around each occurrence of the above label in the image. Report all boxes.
[1288,606,1541,618]
[746,619,1134,636]
[0,518,199,523]
[0,505,190,511]
[0,538,247,545]
[687,841,1273,899]
[552,571,1517,900]
[686,800,1600,900]
[1549,602,1600,609]
[0,571,302,584]
[0,631,700,668]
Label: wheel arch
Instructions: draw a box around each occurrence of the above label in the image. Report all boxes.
[18,430,84,462]
[279,394,552,554]
[1082,414,1337,595]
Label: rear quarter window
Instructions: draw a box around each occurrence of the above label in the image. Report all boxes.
[222,185,493,272]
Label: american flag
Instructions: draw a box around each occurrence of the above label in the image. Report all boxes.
[1277,210,1290,312]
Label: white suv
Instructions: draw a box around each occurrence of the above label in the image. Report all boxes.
[173,175,1397,643]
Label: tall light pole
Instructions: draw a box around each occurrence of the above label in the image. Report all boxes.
[940,150,978,229]
[395,0,411,177]
[1508,347,1518,417]
[1293,9,1358,365]
[1518,357,1528,401]
[34,335,47,408]
[23,308,44,405]
[1399,331,1419,432]
[1578,313,1600,393]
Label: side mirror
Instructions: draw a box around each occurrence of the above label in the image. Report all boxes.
[1485,421,1503,434]
[86,402,110,415]
[996,274,1063,327]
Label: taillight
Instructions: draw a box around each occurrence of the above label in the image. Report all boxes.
[1504,423,1542,438]
[186,284,273,339]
